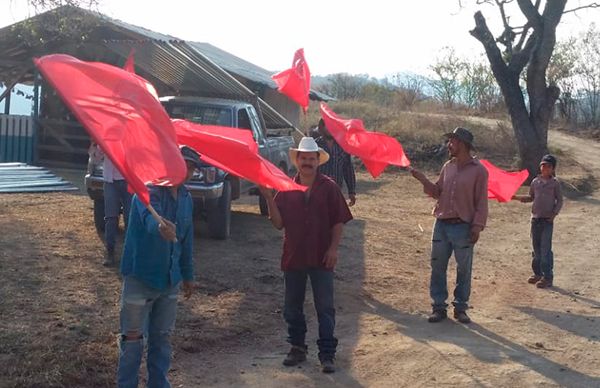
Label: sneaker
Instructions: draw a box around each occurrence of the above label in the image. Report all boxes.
[527,275,542,284]
[427,310,447,323]
[536,278,553,288]
[453,310,471,324]
[282,345,307,366]
[103,250,116,267]
[321,358,335,374]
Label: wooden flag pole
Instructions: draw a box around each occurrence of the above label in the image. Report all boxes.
[148,204,177,242]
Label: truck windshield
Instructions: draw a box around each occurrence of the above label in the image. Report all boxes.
[163,103,232,126]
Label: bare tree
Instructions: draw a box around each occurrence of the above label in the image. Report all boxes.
[390,73,427,110]
[429,46,465,108]
[461,58,502,112]
[21,0,99,12]
[318,73,367,100]
[574,23,600,127]
[468,0,600,177]
[549,38,578,122]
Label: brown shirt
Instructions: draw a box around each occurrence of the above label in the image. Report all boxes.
[529,176,563,218]
[275,173,353,271]
[426,157,489,230]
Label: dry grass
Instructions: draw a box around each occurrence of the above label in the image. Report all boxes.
[301,100,518,169]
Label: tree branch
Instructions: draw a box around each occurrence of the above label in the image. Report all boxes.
[514,23,531,52]
[470,11,510,79]
[509,31,536,74]
[517,0,542,29]
[563,2,600,13]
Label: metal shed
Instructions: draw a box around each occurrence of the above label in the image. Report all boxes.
[0,5,330,167]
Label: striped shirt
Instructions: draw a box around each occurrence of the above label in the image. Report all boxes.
[315,136,356,194]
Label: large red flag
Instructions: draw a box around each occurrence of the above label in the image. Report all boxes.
[480,159,529,202]
[172,120,306,192]
[319,103,411,177]
[272,48,311,112]
[34,54,187,205]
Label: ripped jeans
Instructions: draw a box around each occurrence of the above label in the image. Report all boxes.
[117,276,180,388]
[430,220,474,313]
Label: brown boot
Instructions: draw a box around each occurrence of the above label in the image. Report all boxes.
[527,275,542,284]
[282,345,307,366]
[103,250,116,267]
[453,310,471,324]
[536,278,553,288]
[427,310,447,323]
[321,357,335,373]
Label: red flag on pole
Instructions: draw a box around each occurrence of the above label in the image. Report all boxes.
[480,159,529,202]
[319,103,411,177]
[123,48,135,73]
[272,48,311,112]
[172,120,306,192]
[34,54,187,206]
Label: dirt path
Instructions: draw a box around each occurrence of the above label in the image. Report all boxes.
[170,130,600,387]
[0,132,598,387]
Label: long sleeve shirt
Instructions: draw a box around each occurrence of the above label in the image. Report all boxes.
[315,137,356,195]
[426,157,489,230]
[120,185,195,290]
[529,176,563,218]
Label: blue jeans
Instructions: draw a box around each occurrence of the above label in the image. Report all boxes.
[430,220,474,312]
[117,276,180,388]
[531,218,554,279]
[283,269,337,361]
[104,180,132,252]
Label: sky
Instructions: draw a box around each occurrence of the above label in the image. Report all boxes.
[2,0,598,79]
[1,0,598,114]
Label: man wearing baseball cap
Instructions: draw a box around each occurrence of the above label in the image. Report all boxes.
[117,145,200,387]
[410,127,489,324]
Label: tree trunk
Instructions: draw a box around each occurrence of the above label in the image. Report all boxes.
[503,77,549,179]
[470,2,567,180]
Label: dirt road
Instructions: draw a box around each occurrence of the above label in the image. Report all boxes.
[0,131,598,387]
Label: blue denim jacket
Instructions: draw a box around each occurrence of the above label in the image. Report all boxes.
[120,185,195,290]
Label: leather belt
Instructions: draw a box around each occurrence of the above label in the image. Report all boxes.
[440,217,467,224]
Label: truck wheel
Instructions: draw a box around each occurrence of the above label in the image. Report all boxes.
[207,180,231,239]
[93,198,105,234]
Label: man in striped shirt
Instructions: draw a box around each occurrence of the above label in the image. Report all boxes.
[314,119,357,206]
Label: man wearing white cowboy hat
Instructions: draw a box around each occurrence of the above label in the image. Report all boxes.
[260,136,353,374]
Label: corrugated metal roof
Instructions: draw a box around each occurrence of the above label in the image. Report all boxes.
[103,40,297,130]
[188,42,334,102]
[189,42,278,88]
[0,6,330,129]
[0,163,78,192]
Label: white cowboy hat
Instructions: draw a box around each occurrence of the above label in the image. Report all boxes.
[289,137,330,167]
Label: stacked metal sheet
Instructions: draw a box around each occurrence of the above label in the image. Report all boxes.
[0,163,78,193]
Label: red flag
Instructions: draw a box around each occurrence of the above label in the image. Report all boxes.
[34,54,187,205]
[272,48,311,112]
[480,159,528,202]
[123,48,135,73]
[319,103,411,177]
[172,120,306,192]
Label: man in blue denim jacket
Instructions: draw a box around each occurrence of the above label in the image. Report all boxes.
[116,146,199,388]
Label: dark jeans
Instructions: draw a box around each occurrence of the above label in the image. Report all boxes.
[531,218,554,279]
[283,269,337,360]
[104,180,132,252]
[430,220,474,312]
